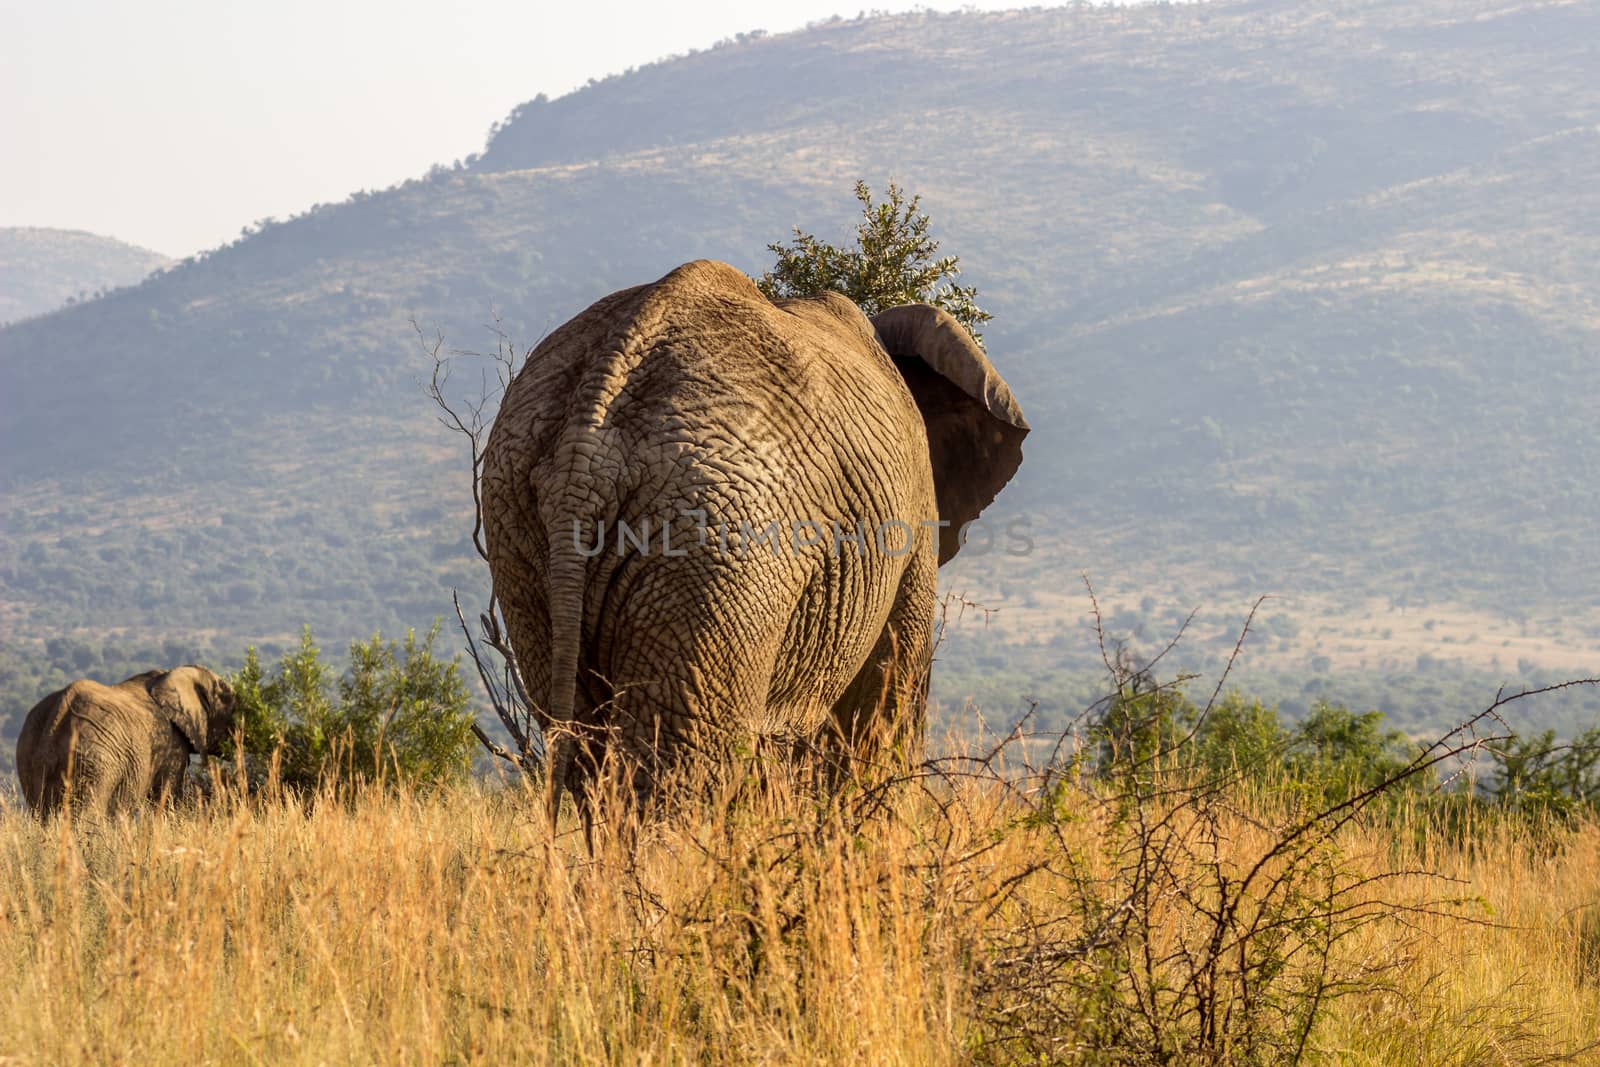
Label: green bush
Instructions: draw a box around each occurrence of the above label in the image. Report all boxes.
[1085,662,1600,846]
[1188,690,1293,778]
[1285,702,1426,806]
[754,179,992,344]
[1087,662,1434,810]
[227,622,475,794]
[1480,726,1600,825]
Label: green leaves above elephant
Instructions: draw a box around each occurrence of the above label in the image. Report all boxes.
[755,180,992,346]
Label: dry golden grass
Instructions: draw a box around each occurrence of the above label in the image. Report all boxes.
[1,759,1598,1066]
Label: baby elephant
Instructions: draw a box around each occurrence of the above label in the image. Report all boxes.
[15,665,237,817]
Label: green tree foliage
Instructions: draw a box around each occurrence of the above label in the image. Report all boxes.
[227,623,475,794]
[1484,726,1600,824]
[1285,703,1420,803]
[755,180,992,344]
[1088,662,1432,808]
[1084,664,1600,843]
[1187,691,1293,778]
[1087,659,1191,775]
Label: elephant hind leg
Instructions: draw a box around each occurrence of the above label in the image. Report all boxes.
[591,567,785,815]
[67,756,123,818]
[617,692,741,812]
[47,754,108,818]
[32,729,92,817]
[827,554,937,776]
[28,774,67,818]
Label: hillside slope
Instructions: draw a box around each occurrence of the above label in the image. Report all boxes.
[0,227,171,324]
[3,0,1598,739]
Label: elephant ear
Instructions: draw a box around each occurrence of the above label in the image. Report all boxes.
[151,666,213,755]
[872,304,1029,565]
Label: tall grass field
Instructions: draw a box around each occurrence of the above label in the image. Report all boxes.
[2,744,1598,1065]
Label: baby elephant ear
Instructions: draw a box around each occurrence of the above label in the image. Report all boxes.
[872,305,1029,565]
[152,666,213,754]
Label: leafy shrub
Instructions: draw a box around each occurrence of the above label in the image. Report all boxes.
[1087,654,1431,808]
[1188,689,1293,777]
[226,623,475,794]
[1483,726,1600,822]
[1284,702,1428,806]
[1083,640,1600,859]
[754,179,992,343]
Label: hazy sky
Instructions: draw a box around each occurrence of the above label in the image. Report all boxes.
[3,0,1027,258]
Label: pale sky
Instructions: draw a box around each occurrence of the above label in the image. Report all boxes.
[2,0,1028,258]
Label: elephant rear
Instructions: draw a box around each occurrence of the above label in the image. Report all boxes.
[481,259,1029,818]
[15,684,81,816]
[16,680,146,817]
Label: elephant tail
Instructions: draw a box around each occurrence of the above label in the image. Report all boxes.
[538,287,671,833]
[540,344,635,830]
[543,542,585,828]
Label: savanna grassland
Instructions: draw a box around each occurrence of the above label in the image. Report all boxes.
[3,750,1599,1065]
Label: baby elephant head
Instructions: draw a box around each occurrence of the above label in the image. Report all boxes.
[152,666,237,756]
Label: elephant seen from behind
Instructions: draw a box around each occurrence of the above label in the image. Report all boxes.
[15,665,237,817]
[481,258,1028,819]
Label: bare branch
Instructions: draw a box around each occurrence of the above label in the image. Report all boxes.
[417,315,546,779]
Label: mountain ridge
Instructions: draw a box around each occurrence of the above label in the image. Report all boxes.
[0,227,172,325]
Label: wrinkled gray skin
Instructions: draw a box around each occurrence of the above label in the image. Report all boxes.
[15,665,236,817]
[482,259,1028,818]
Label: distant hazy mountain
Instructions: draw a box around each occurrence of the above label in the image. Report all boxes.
[3,0,1599,738]
[0,227,171,324]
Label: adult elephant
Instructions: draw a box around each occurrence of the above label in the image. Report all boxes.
[15,665,236,817]
[481,259,1027,817]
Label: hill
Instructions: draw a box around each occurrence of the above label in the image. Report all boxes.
[0,227,172,324]
[3,0,1600,746]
